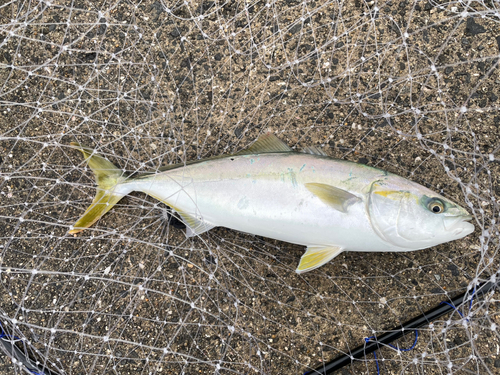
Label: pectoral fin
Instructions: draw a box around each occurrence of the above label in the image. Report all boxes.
[305,183,361,213]
[296,245,343,273]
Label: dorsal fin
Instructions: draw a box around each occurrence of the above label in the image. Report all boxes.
[236,133,292,155]
[302,145,328,156]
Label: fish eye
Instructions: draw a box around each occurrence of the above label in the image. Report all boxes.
[428,198,445,214]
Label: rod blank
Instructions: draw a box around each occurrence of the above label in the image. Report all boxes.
[304,281,495,375]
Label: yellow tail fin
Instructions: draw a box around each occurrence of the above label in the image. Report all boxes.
[69,143,127,234]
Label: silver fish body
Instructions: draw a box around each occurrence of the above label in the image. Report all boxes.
[120,153,387,250]
[69,135,474,273]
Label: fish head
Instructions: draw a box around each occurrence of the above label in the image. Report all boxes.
[367,177,474,250]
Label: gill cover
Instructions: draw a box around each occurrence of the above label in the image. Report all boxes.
[367,181,441,249]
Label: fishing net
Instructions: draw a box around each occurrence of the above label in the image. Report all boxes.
[0,0,499,374]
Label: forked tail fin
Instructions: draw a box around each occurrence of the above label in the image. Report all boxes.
[69,143,128,234]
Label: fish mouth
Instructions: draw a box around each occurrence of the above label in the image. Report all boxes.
[444,215,471,228]
[446,215,474,237]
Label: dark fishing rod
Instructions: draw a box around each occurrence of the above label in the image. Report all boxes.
[0,321,62,375]
[304,280,496,375]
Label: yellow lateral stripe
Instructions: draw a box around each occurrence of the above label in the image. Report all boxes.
[374,190,419,203]
[374,190,400,198]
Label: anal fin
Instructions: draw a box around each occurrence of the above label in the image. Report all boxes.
[296,245,343,273]
[145,192,216,237]
[175,209,215,238]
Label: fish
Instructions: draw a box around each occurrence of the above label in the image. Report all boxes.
[68,134,474,273]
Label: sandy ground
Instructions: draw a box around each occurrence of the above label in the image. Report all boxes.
[0,0,499,374]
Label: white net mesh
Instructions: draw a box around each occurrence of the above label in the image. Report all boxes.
[1,0,499,374]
